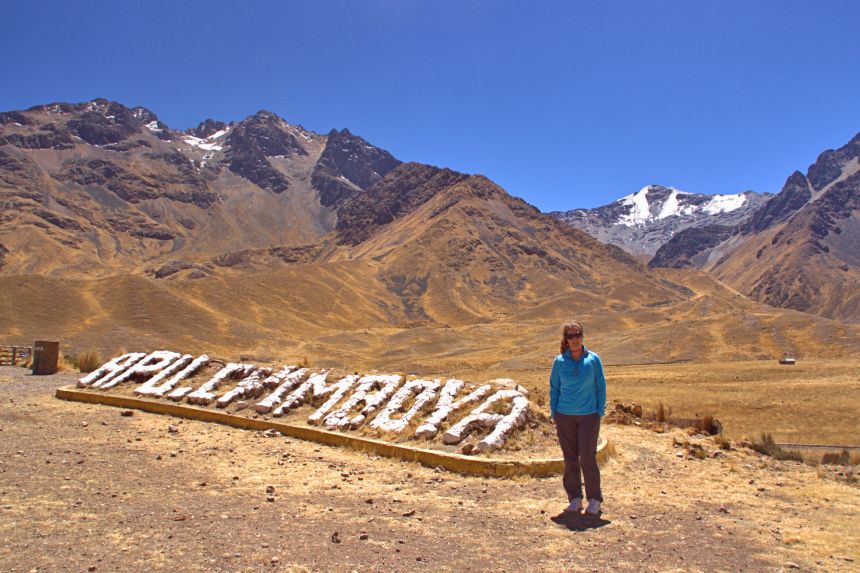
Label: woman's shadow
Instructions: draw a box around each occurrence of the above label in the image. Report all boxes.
[550,511,611,531]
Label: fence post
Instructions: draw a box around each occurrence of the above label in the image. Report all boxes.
[12,347,17,366]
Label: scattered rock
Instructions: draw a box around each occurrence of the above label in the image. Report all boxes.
[120,410,134,417]
[168,425,179,433]
[266,485,275,494]
[359,533,369,540]
[266,495,275,503]
[402,509,416,517]
[263,429,282,438]
[331,531,341,543]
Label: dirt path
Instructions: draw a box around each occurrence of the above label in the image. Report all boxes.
[1,367,858,572]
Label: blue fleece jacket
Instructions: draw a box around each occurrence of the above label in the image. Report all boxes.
[549,347,606,418]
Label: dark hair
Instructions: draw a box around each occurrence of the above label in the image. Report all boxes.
[560,321,584,354]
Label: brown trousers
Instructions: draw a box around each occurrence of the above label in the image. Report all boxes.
[555,412,602,502]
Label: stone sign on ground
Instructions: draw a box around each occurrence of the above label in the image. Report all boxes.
[76,351,533,453]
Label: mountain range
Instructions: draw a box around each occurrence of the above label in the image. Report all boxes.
[550,186,771,258]
[1,99,858,367]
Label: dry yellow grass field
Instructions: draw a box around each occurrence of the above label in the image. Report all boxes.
[503,359,860,446]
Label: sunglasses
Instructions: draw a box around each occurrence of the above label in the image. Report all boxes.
[565,331,583,339]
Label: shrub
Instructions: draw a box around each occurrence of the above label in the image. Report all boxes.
[750,433,804,462]
[77,348,102,373]
[821,450,851,466]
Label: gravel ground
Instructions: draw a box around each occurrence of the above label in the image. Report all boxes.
[1,366,858,572]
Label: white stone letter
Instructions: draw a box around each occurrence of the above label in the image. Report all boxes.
[370,379,441,433]
[78,353,147,388]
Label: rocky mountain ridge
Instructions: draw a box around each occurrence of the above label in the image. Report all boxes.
[551,185,771,258]
[0,99,406,275]
[0,98,695,337]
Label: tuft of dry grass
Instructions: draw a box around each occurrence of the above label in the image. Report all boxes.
[77,347,102,373]
[821,450,851,466]
[713,434,732,450]
[694,414,716,435]
[654,401,670,423]
[751,432,804,462]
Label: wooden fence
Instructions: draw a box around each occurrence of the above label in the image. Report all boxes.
[0,345,32,366]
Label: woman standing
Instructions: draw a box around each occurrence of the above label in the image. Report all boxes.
[549,321,606,515]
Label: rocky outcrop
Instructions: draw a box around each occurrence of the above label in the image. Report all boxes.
[67,100,142,145]
[223,111,305,193]
[0,243,7,269]
[650,225,737,268]
[806,171,860,253]
[335,163,469,246]
[55,157,216,207]
[0,111,34,125]
[741,172,811,234]
[312,128,402,207]
[0,149,47,200]
[226,151,290,193]
[56,159,158,203]
[0,123,76,150]
[227,111,306,157]
[130,106,161,126]
[189,119,227,139]
[32,208,83,231]
[807,132,860,190]
[148,260,210,279]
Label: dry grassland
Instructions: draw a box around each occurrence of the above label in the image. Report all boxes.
[481,359,860,446]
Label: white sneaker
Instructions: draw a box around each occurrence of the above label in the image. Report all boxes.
[585,499,601,515]
[564,498,583,513]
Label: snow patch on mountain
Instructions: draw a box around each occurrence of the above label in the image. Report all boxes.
[184,128,230,152]
[703,193,746,214]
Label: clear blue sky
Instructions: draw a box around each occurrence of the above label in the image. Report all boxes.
[4,1,859,210]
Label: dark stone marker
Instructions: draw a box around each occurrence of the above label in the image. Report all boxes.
[32,340,59,375]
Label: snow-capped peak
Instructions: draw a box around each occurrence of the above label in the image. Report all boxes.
[615,185,748,227]
[618,185,687,226]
